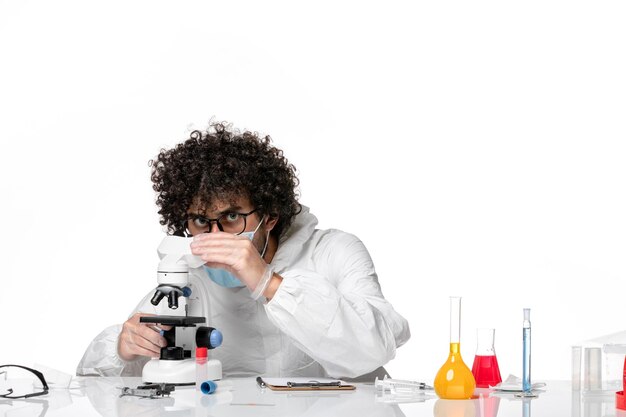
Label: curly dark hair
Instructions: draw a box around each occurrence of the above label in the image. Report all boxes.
[149,122,301,238]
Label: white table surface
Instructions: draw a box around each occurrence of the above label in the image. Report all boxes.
[1,377,625,417]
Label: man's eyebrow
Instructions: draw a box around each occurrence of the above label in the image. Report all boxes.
[217,205,243,214]
[187,205,244,217]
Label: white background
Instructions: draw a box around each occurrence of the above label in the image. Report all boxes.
[1,1,625,383]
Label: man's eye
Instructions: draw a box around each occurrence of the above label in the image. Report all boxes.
[193,217,210,227]
[224,213,240,223]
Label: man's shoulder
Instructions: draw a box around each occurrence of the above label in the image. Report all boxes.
[309,228,363,250]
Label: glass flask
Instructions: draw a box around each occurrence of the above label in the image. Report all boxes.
[434,296,476,399]
[471,328,502,388]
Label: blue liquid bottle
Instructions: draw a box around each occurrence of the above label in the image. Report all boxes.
[522,308,531,392]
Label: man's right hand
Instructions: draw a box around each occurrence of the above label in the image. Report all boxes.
[117,313,171,361]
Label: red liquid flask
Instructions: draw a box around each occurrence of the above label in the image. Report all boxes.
[471,328,502,388]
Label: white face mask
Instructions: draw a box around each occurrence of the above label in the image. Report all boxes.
[204,216,269,288]
[239,215,268,256]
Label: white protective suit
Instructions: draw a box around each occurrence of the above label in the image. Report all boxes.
[77,206,410,379]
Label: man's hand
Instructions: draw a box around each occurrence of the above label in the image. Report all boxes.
[117,313,172,361]
[190,232,268,291]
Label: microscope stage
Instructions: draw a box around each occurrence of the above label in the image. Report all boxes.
[140,315,206,326]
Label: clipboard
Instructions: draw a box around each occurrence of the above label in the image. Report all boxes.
[256,377,356,391]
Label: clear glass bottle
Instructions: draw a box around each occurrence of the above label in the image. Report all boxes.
[471,328,502,388]
[434,296,476,399]
[195,347,208,391]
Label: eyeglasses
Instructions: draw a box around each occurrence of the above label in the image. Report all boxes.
[0,364,49,399]
[183,209,259,236]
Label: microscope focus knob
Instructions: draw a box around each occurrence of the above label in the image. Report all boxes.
[160,346,185,360]
[196,327,223,349]
[182,286,192,297]
[210,329,223,348]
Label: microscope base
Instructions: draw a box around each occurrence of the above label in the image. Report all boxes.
[142,358,222,385]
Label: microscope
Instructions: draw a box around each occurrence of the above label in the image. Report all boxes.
[140,236,223,385]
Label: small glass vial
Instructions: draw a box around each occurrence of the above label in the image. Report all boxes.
[196,347,208,391]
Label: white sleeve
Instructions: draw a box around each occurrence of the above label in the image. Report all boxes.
[264,232,411,378]
[75,293,158,377]
[75,324,150,377]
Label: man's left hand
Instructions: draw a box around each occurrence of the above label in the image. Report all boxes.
[190,232,267,291]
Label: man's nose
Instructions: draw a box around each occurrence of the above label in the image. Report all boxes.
[210,222,221,233]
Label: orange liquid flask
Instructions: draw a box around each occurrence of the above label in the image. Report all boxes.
[471,328,502,388]
[434,296,476,399]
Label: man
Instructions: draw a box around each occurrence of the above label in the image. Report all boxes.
[77,122,410,380]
